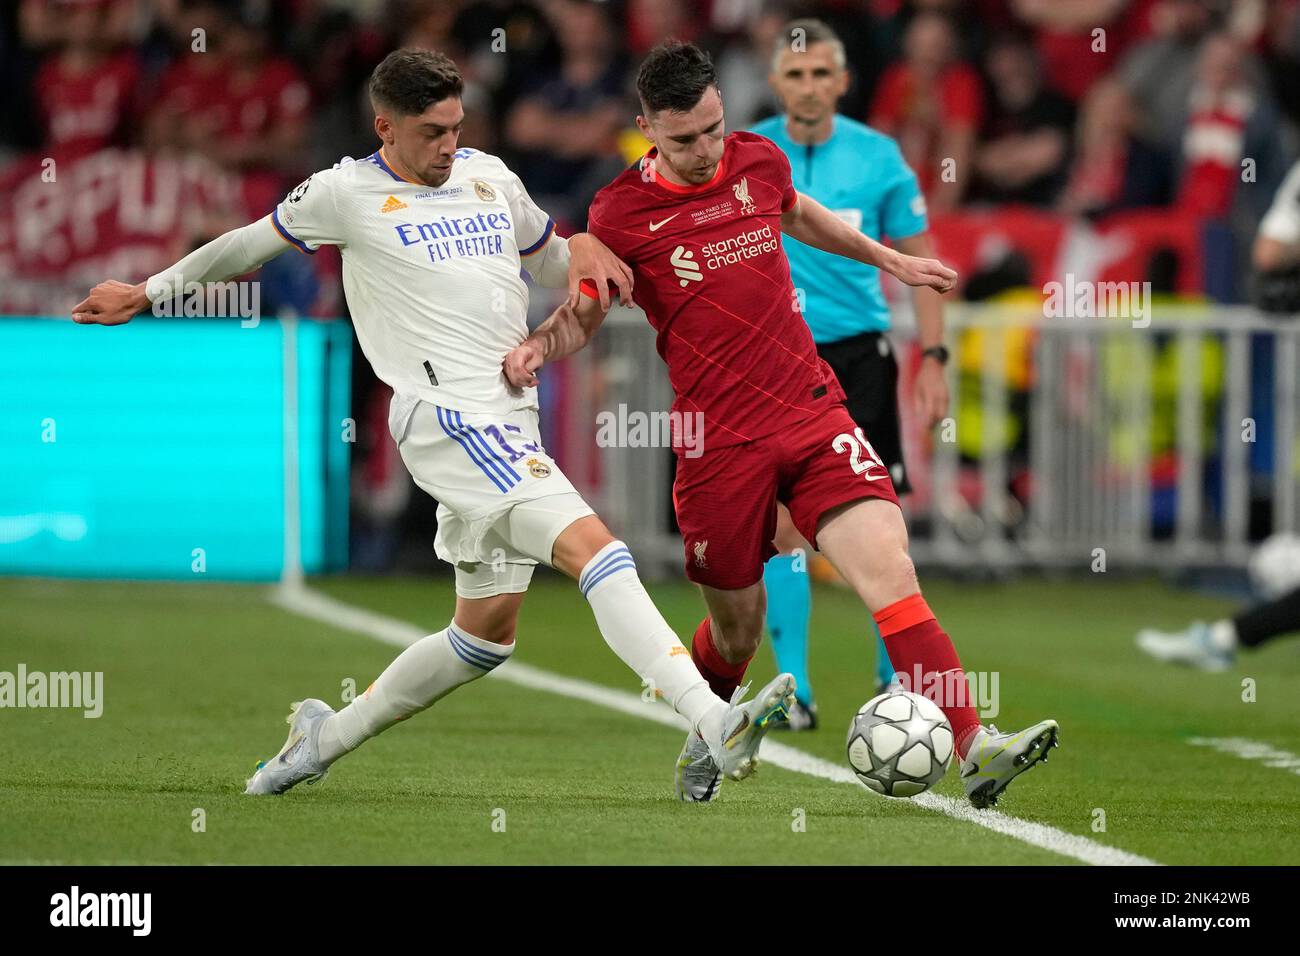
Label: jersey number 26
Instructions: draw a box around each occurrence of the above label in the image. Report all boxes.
[832,428,889,482]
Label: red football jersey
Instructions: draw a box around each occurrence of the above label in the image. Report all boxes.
[583,131,845,453]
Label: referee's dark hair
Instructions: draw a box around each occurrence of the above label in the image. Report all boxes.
[637,41,718,116]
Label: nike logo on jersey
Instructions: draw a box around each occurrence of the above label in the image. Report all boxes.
[649,214,680,232]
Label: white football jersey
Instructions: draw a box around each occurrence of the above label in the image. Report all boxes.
[272,147,556,414]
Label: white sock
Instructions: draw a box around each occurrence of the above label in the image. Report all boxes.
[1209,619,1238,651]
[579,540,724,739]
[317,622,514,764]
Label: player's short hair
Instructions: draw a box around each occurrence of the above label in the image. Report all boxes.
[369,48,464,116]
[636,41,718,116]
[771,18,847,72]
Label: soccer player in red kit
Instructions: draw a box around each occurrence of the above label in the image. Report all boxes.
[504,41,1059,808]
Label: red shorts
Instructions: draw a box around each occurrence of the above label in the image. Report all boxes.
[672,404,900,590]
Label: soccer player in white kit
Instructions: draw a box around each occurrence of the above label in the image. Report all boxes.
[72,49,795,796]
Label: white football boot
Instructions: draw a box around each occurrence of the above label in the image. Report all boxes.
[959,719,1059,809]
[770,697,818,732]
[1136,622,1234,671]
[674,730,723,802]
[244,698,335,796]
[673,673,797,801]
[710,673,797,780]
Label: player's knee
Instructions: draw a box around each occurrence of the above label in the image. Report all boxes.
[480,618,520,645]
[483,623,517,645]
[711,602,765,660]
[844,502,915,591]
[858,546,918,610]
[551,514,616,579]
[454,594,523,646]
[713,623,762,662]
[886,549,919,598]
[457,616,517,646]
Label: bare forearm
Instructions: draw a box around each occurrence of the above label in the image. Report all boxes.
[898,235,944,348]
[912,284,945,349]
[783,197,958,293]
[505,296,606,387]
[782,192,897,270]
[526,301,595,362]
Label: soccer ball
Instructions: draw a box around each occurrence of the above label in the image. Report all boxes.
[846,690,954,798]
[1248,533,1300,599]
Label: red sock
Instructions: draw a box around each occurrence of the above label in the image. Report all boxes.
[690,617,751,701]
[874,594,982,759]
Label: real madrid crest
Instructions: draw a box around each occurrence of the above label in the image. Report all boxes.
[526,457,551,479]
[473,180,496,202]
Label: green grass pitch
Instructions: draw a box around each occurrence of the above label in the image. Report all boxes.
[1,573,1297,865]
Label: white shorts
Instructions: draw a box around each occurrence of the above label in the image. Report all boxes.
[390,396,595,598]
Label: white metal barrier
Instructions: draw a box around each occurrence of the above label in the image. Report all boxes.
[550,303,1300,577]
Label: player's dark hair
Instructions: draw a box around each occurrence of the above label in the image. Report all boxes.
[369,48,464,116]
[636,41,718,115]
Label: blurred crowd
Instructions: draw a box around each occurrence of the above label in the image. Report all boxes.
[5,0,1297,569]
[4,0,1299,233]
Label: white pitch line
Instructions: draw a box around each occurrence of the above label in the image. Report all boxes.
[270,583,1159,867]
[1187,737,1300,776]
[0,858,229,867]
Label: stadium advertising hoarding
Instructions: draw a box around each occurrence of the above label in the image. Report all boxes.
[0,316,350,580]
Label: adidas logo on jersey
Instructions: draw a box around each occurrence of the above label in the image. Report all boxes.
[381,195,408,213]
[670,246,703,287]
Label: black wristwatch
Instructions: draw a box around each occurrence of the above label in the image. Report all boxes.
[921,344,950,366]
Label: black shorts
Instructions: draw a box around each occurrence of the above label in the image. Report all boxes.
[816,330,910,495]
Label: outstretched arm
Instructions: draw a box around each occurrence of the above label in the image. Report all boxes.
[503,293,609,389]
[72,215,290,325]
[780,192,957,293]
